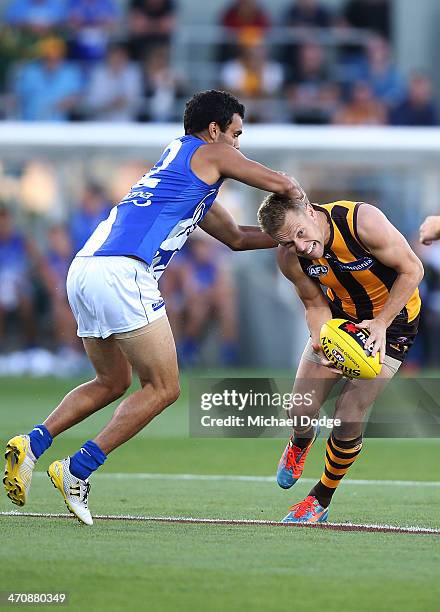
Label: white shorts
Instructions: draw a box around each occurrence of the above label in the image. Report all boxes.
[67,256,166,339]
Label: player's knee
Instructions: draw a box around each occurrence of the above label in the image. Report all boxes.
[332,422,363,440]
[114,377,132,399]
[334,395,352,417]
[162,381,181,407]
[334,396,366,419]
[288,396,319,419]
[154,381,181,414]
[97,373,132,401]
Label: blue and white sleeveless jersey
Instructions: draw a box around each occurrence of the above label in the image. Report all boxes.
[77,135,223,278]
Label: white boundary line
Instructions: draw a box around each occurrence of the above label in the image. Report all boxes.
[5,473,438,534]
[31,472,440,487]
[1,511,439,535]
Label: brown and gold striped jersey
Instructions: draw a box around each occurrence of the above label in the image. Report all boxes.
[298,201,421,323]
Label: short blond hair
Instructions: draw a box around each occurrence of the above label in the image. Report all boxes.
[257,185,309,237]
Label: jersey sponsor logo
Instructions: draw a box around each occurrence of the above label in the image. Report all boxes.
[307,264,328,277]
[130,193,154,207]
[334,257,374,272]
[159,197,208,251]
[151,192,216,278]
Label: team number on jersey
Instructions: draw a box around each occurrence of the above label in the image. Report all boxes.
[127,139,183,207]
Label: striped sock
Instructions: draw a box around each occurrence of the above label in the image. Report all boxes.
[309,433,363,508]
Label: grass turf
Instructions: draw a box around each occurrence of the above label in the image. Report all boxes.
[1,375,440,611]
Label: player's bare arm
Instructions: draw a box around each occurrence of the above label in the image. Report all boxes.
[356,204,424,360]
[199,200,277,250]
[419,215,440,245]
[277,246,337,371]
[193,142,299,196]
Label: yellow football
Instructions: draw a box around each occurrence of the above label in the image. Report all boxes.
[319,318,382,379]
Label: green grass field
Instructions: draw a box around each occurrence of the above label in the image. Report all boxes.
[1,375,440,611]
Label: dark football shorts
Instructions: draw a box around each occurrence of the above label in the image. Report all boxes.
[328,301,420,363]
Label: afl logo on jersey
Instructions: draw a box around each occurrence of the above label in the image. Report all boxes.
[307,264,328,277]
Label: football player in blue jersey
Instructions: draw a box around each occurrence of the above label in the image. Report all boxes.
[4,89,303,525]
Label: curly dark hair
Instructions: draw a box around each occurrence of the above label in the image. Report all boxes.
[184,90,245,135]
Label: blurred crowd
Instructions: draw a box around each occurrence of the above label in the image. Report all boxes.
[0,191,239,375]
[0,0,439,374]
[0,0,437,125]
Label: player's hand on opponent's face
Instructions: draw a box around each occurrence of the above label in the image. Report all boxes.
[311,342,342,374]
[355,319,387,365]
[419,215,440,245]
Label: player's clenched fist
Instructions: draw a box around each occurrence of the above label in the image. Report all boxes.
[419,215,440,245]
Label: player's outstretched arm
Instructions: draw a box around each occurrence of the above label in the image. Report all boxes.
[277,247,337,370]
[419,215,440,245]
[355,204,424,361]
[193,143,300,197]
[199,200,277,251]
